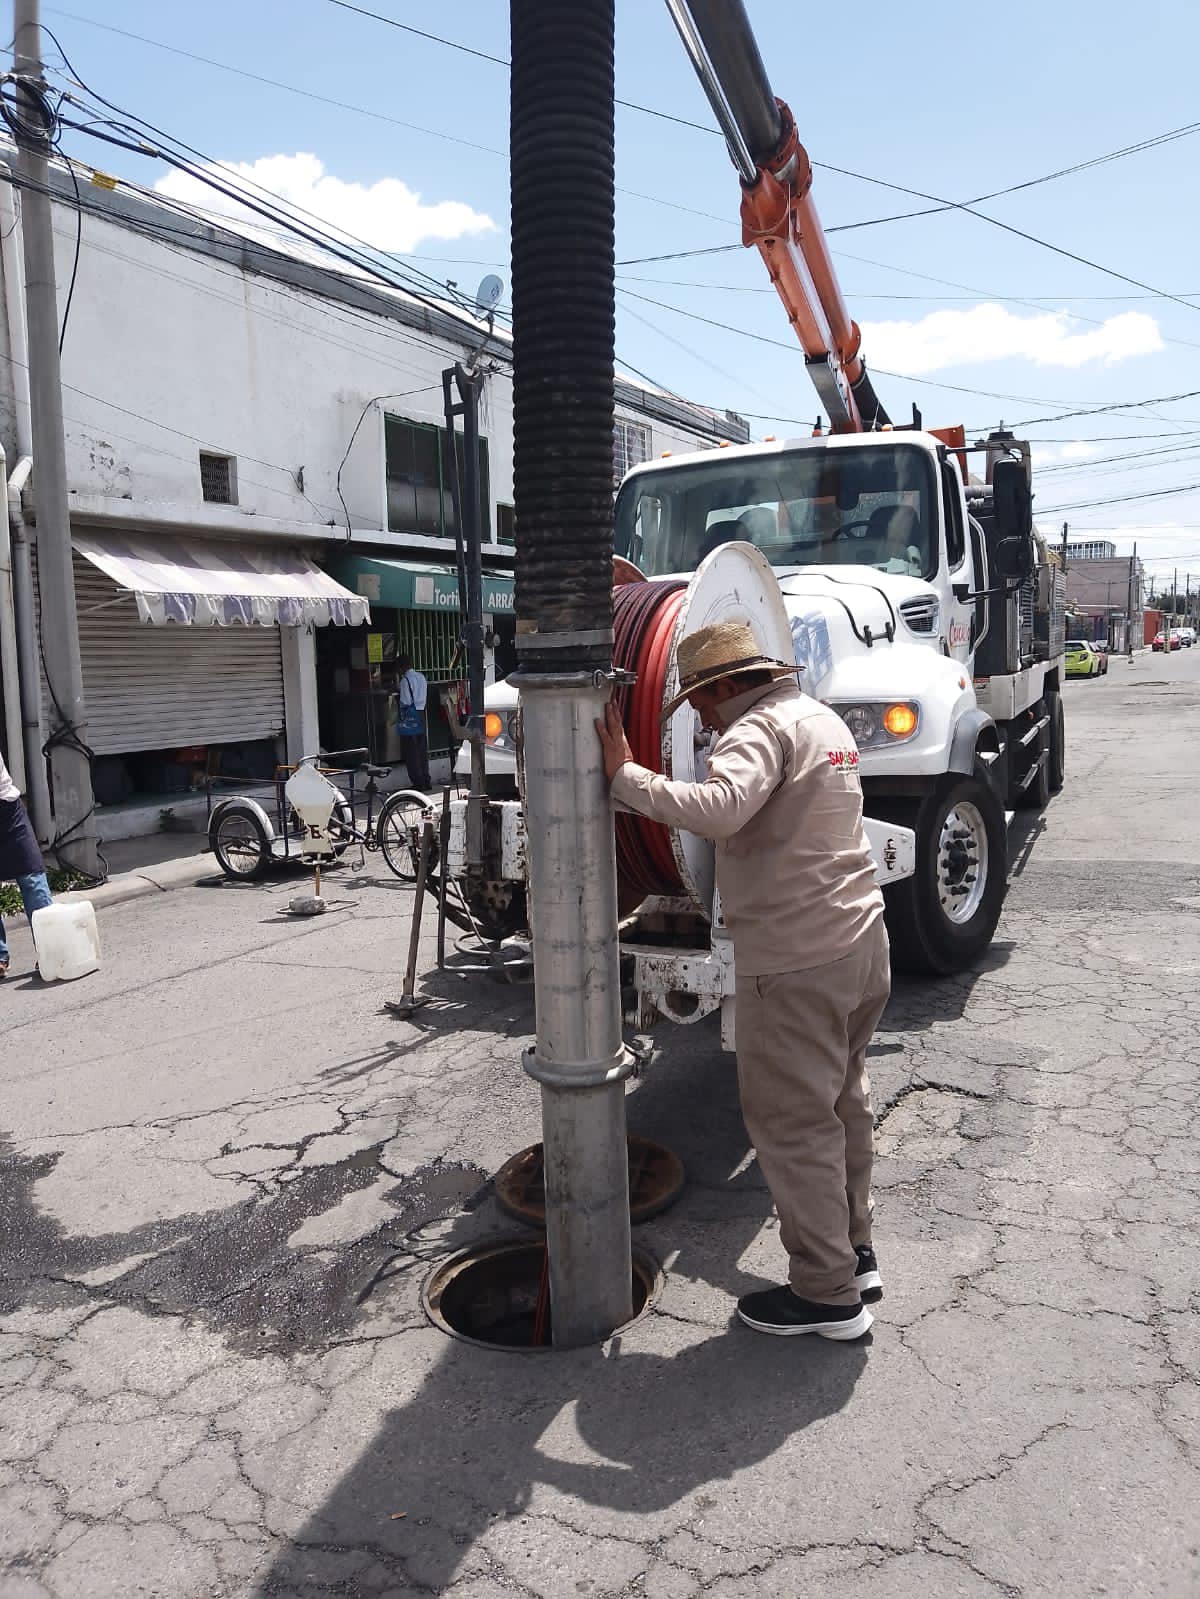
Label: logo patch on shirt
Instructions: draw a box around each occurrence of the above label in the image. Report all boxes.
[828,748,859,769]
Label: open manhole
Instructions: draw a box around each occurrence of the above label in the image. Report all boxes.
[423,1239,660,1351]
[494,1135,685,1227]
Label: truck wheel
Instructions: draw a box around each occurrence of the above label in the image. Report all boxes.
[1046,690,1065,792]
[878,771,1008,976]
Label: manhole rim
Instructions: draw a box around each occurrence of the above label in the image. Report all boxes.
[421,1236,663,1353]
[493,1135,686,1228]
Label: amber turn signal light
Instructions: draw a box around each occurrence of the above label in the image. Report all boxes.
[484,712,505,741]
[883,704,918,738]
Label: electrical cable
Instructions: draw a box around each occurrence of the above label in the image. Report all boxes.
[334,385,442,538]
[324,0,717,135]
[1039,481,1200,515]
[616,285,1103,410]
[34,11,734,230]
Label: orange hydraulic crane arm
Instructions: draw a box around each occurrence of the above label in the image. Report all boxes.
[665,0,890,434]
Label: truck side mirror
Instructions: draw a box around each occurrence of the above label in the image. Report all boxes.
[991,458,1034,582]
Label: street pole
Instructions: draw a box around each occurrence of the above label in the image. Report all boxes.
[11,0,99,875]
[1127,545,1136,660]
[510,0,633,1348]
[442,363,487,870]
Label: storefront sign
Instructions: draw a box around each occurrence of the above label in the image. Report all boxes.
[334,556,514,617]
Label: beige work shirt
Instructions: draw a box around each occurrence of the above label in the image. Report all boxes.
[610,679,883,975]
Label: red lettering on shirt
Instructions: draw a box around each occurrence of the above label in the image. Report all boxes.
[828,748,859,769]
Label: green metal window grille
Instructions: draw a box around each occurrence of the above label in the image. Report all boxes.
[395,608,460,683]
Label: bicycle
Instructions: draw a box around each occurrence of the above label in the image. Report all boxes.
[207,747,438,883]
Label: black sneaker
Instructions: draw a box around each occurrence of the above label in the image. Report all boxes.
[854,1244,883,1304]
[736,1285,872,1340]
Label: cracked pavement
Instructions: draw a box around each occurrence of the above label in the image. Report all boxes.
[2,649,1199,1598]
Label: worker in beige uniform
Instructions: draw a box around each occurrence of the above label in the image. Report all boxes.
[597,620,889,1340]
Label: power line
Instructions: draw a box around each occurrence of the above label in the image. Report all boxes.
[55,5,1200,326]
[821,119,1200,234]
[616,285,1104,409]
[323,0,716,135]
[996,389,1200,431]
[34,15,735,230]
[617,271,1200,305]
[1039,481,1200,514]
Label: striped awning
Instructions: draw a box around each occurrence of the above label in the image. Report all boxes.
[73,530,370,627]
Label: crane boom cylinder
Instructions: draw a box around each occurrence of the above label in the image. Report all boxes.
[667,0,890,431]
[672,0,782,165]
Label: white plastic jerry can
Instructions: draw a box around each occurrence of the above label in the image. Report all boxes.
[31,900,101,981]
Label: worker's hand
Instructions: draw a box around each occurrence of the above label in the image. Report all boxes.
[595,700,634,782]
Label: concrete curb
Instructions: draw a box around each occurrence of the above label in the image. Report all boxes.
[60,853,218,911]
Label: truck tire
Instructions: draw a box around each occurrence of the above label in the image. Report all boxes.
[876,770,1008,976]
[1046,690,1065,793]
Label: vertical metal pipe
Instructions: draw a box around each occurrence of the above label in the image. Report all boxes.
[459,367,489,843]
[510,0,633,1348]
[11,0,99,875]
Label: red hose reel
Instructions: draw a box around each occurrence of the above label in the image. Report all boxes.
[612,578,688,902]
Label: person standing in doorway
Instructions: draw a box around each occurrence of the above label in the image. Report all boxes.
[0,748,52,978]
[596,621,889,1340]
[395,654,432,792]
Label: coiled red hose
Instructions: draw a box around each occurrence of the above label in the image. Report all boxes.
[612,580,687,901]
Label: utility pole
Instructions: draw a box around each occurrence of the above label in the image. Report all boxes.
[11,0,99,875]
[1127,545,1136,660]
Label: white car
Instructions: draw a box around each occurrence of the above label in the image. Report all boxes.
[1178,626,1196,648]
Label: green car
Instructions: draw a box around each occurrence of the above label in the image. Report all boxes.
[1065,639,1100,678]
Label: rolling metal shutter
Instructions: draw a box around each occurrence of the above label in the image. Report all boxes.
[37,551,285,755]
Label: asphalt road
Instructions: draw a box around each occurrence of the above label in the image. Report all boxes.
[2,648,1199,1598]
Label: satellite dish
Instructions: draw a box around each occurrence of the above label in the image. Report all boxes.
[474,273,504,316]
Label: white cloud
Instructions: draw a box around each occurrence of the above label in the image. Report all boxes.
[861,304,1163,374]
[1034,440,1103,467]
[154,152,495,254]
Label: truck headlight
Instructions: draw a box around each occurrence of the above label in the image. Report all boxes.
[482,709,518,748]
[830,701,921,747]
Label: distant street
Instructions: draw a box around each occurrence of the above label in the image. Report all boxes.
[3,646,1200,1598]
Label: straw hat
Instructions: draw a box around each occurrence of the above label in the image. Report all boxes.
[660,620,797,721]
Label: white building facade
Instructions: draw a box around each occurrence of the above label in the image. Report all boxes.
[0,153,747,840]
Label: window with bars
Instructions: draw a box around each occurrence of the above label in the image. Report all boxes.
[613,419,652,486]
[199,452,237,504]
[385,415,491,539]
[395,608,460,683]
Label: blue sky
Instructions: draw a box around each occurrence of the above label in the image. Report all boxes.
[37,0,1200,591]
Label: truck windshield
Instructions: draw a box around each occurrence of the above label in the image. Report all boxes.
[614,442,938,581]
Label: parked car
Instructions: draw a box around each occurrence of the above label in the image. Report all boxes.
[1090,641,1109,674]
[1065,639,1101,677]
[1178,627,1195,647]
[1152,632,1181,652]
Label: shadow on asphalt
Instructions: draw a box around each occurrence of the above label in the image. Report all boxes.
[253,1040,868,1596]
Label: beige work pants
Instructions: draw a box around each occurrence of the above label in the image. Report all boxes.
[736,917,891,1306]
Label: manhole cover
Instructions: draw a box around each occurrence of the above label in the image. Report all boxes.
[494,1136,685,1227]
[423,1239,659,1350]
